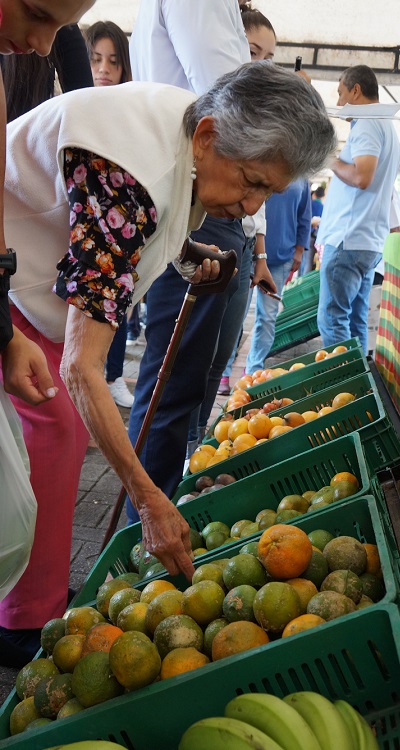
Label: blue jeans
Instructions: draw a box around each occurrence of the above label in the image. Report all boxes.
[189,235,254,436]
[105,314,127,382]
[126,216,245,521]
[245,260,293,374]
[317,243,381,355]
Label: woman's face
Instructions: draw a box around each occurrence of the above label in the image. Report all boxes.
[193,118,291,220]
[0,0,94,56]
[90,37,123,86]
[246,25,276,61]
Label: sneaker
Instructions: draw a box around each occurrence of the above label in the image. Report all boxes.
[126,336,146,347]
[217,376,231,396]
[108,377,134,408]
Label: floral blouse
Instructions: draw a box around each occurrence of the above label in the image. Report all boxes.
[54,148,157,329]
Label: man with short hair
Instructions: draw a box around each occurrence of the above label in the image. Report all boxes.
[316,64,400,353]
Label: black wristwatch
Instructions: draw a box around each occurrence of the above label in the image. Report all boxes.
[0,249,17,275]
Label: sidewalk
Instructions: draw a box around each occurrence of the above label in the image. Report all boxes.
[0,298,324,703]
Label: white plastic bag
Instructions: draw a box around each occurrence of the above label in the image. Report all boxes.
[0,385,37,599]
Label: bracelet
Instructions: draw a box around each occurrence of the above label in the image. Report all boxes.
[254,253,267,260]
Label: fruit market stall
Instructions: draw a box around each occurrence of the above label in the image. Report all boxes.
[0,336,400,749]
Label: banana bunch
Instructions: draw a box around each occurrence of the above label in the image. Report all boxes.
[178,691,379,750]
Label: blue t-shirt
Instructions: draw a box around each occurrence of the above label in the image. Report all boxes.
[317,117,400,252]
[265,179,311,266]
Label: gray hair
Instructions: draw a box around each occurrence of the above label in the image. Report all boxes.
[184,62,337,178]
[340,65,379,101]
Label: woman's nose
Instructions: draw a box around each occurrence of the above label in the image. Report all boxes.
[242,195,265,216]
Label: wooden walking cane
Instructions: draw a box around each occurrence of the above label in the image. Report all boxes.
[101,238,237,551]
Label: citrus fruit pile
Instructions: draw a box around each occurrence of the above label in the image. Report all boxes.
[9,523,384,736]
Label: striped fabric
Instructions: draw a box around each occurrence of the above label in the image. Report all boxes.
[375,233,400,413]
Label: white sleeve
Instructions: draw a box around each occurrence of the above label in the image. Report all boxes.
[162,0,250,94]
[390,188,400,229]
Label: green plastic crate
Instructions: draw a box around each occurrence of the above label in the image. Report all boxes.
[70,433,371,606]
[281,280,320,309]
[255,336,362,376]
[282,268,320,293]
[177,376,400,500]
[208,352,370,439]
[0,498,398,749]
[275,300,319,324]
[269,308,320,355]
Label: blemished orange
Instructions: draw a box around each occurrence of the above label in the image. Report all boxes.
[248,412,272,439]
[81,623,123,657]
[160,647,209,680]
[258,524,313,579]
[282,614,326,637]
[212,621,269,661]
[64,606,106,636]
[283,412,305,428]
[52,634,85,672]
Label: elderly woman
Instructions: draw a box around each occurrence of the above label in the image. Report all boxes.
[0,62,336,661]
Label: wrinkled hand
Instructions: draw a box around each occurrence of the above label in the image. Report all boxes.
[138,490,195,580]
[252,265,278,294]
[2,326,58,405]
[188,243,221,285]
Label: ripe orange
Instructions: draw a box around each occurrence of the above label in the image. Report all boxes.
[302,410,319,422]
[189,450,210,474]
[65,606,106,636]
[160,647,209,680]
[109,632,161,691]
[52,634,85,672]
[331,392,355,410]
[196,444,216,456]
[268,416,284,428]
[81,623,123,657]
[268,425,293,439]
[182,580,225,626]
[247,412,272,439]
[228,418,250,442]
[332,345,348,354]
[140,580,176,604]
[289,362,306,371]
[234,376,253,391]
[315,349,328,361]
[363,543,382,577]
[206,453,230,466]
[282,613,326,637]
[267,367,289,379]
[286,578,318,613]
[211,621,269,661]
[318,406,334,417]
[258,524,313,579]
[214,419,231,444]
[283,412,305,428]
[330,471,359,488]
[232,433,257,453]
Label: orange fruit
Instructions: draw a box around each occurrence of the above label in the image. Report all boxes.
[52,634,85,672]
[40,618,66,655]
[253,581,302,632]
[96,580,132,618]
[182,580,225,626]
[331,392,355,410]
[228,418,250,442]
[289,362,306,371]
[282,613,326,637]
[269,416,284,428]
[318,406,334,417]
[109,631,161,691]
[72,652,124,707]
[363,543,382,577]
[16,658,59,700]
[196,444,216,456]
[315,349,328,361]
[231,433,257,452]
[268,425,293,439]
[301,410,319,422]
[10,697,41,735]
[332,345,348,354]
[234,376,253,391]
[232,388,251,403]
[189,450,210,474]
[140,579,176,604]
[247,412,273,439]
[65,606,106,636]
[160,647,209,680]
[330,471,359,488]
[153,614,204,659]
[117,602,150,634]
[145,590,185,636]
[283,412,305,428]
[206,453,230,466]
[214,420,231,444]
[286,578,319,613]
[212,621,269,661]
[81,623,123,656]
[108,587,141,625]
[258,524,313,579]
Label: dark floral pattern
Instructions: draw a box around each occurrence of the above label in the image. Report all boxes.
[54,149,157,329]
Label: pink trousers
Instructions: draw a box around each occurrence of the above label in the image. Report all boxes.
[0,308,89,628]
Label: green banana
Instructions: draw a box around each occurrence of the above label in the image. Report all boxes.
[225,693,322,750]
[283,691,353,750]
[334,700,367,749]
[355,710,380,750]
[178,716,285,750]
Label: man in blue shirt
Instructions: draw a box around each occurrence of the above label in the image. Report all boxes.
[246,179,311,374]
[316,65,400,354]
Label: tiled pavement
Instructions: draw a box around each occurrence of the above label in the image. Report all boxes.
[0,297,324,704]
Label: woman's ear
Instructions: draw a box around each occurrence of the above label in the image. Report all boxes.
[192,116,216,158]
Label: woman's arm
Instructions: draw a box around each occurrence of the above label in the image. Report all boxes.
[61,306,195,579]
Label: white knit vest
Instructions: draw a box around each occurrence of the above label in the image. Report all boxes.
[5,81,201,342]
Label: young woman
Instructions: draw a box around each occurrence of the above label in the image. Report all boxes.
[85,21,135,408]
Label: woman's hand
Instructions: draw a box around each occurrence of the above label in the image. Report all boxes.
[2,326,58,404]
[138,491,195,580]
